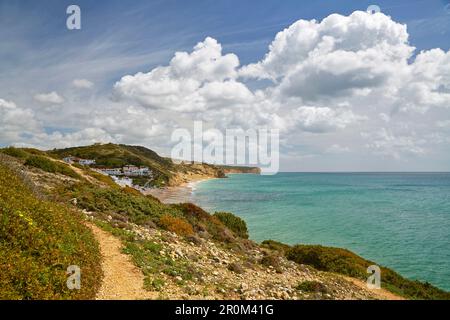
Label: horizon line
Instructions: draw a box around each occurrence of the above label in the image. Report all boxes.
[272,171,450,174]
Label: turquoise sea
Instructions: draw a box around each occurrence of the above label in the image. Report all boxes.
[190,173,450,291]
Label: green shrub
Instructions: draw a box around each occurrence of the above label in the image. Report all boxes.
[1,147,29,159]
[286,245,368,279]
[286,244,450,300]
[0,162,101,299]
[22,148,46,156]
[66,184,177,225]
[24,155,80,179]
[175,203,236,243]
[261,240,291,253]
[213,211,249,239]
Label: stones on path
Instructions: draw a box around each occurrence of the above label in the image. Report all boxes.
[94,220,399,300]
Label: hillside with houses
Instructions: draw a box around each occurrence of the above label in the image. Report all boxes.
[49,143,260,188]
[62,156,153,189]
[63,156,152,177]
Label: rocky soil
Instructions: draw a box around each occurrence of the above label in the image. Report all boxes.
[86,210,401,300]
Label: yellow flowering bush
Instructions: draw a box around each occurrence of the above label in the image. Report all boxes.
[0,161,102,299]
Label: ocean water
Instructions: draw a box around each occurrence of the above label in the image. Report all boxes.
[190,173,450,291]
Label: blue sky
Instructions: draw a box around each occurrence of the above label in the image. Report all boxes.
[2,0,450,88]
[1,0,450,171]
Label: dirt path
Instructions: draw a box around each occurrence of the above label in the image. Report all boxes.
[87,223,157,300]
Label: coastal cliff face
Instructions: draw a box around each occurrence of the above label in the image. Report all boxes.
[168,164,261,187]
[166,163,224,186]
[1,145,449,300]
[220,166,261,175]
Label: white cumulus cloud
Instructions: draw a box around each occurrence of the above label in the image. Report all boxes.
[239,11,412,82]
[33,91,65,104]
[113,37,241,112]
[0,98,40,143]
[72,78,94,89]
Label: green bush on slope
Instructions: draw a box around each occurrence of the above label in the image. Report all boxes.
[213,211,249,239]
[1,147,29,159]
[261,240,291,253]
[174,203,237,243]
[24,155,80,179]
[286,244,450,300]
[66,184,178,225]
[1,147,80,180]
[0,162,101,299]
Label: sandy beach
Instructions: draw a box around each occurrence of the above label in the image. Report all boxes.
[144,177,217,204]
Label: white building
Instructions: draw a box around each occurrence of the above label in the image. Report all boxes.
[123,165,151,176]
[63,156,96,166]
[139,167,151,175]
[92,165,152,177]
[63,156,75,164]
[79,159,96,165]
[123,165,139,175]
[111,176,133,187]
[99,168,122,176]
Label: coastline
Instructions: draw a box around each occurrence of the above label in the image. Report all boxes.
[145,171,259,204]
[2,146,448,299]
[144,171,450,293]
[144,176,217,204]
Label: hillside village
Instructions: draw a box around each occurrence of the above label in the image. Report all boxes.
[63,155,154,188]
[54,144,263,190]
[63,156,96,166]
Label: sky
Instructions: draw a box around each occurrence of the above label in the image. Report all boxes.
[1,0,450,171]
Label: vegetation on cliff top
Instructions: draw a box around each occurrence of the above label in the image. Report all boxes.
[2,147,80,179]
[280,243,450,300]
[0,156,101,299]
[25,155,80,179]
[60,183,178,225]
